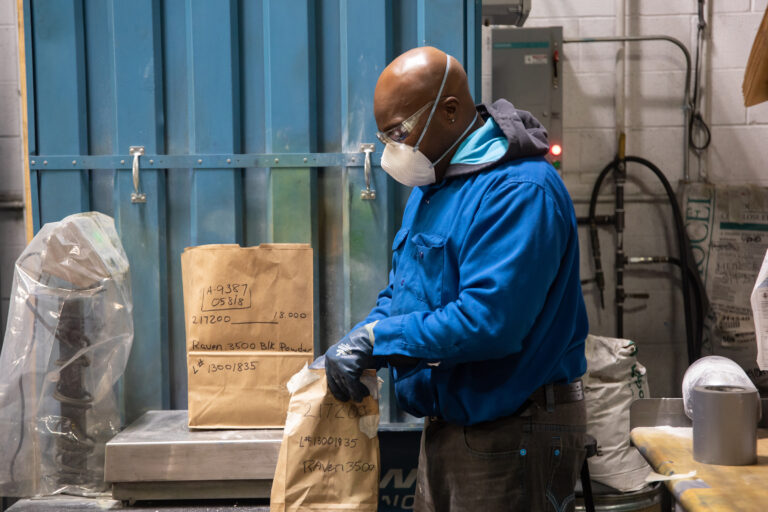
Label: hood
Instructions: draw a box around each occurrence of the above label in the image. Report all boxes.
[443,99,550,179]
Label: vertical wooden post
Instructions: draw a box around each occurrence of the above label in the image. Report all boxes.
[17,0,33,242]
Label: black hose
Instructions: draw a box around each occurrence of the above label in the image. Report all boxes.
[624,156,699,364]
[9,377,25,484]
[615,158,626,338]
[586,156,704,364]
[587,159,618,309]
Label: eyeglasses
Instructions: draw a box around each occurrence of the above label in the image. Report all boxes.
[376,101,435,145]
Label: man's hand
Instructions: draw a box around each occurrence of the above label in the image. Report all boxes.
[325,324,377,402]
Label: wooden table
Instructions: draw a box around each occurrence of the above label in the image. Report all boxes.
[631,426,768,511]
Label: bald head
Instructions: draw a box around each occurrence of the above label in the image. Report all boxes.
[374,47,473,132]
[374,47,480,181]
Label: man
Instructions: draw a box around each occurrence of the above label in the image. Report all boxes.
[324,46,589,511]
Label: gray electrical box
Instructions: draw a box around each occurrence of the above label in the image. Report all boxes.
[482,26,563,169]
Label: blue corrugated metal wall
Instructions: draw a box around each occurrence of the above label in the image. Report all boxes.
[24,0,481,423]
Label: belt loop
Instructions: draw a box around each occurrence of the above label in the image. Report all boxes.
[545,383,555,412]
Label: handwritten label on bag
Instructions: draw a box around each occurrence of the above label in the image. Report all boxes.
[202,283,251,311]
[292,400,377,473]
[189,339,311,353]
[181,244,314,354]
[271,368,380,511]
[296,400,378,473]
[186,352,313,428]
[188,356,260,376]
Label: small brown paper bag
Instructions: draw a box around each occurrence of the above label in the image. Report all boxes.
[270,365,380,511]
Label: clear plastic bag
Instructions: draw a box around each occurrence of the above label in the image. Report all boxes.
[682,355,756,419]
[0,212,133,497]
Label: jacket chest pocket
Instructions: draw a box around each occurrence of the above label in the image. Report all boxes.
[392,230,446,312]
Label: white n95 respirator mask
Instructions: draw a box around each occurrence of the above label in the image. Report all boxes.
[379,55,478,187]
[380,143,438,187]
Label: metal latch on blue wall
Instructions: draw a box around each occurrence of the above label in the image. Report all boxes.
[360,143,376,200]
[130,146,146,204]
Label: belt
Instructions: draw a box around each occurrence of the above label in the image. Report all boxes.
[527,379,584,412]
[428,380,584,424]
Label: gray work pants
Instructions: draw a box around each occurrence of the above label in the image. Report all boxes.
[414,399,587,512]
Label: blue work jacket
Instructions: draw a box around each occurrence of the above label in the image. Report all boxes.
[356,101,588,425]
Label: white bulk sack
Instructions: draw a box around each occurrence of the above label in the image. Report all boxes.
[584,335,650,492]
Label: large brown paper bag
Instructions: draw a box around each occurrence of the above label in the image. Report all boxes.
[270,364,380,511]
[181,243,314,428]
[181,243,313,354]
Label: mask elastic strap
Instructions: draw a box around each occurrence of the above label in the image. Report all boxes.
[430,110,479,168]
[414,54,451,152]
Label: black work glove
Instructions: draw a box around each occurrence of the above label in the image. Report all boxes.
[325,324,377,402]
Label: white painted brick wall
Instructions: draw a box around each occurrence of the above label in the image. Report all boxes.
[531,0,768,396]
[628,1,697,16]
[528,0,617,19]
[0,0,21,186]
[711,69,750,124]
[626,71,687,127]
[709,125,768,184]
[710,13,762,70]
[713,0,751,12]
[564,72,617,128]
[0,0,13,29]
[0,84,20,137]
[0,0,25,339]
[577,17,619,73]
[626,15,697,72]
[535,0,767,182]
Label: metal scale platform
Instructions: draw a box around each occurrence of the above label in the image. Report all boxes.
[104,410,282,502]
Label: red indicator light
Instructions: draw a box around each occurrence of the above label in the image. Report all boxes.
[550,144,562,156]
